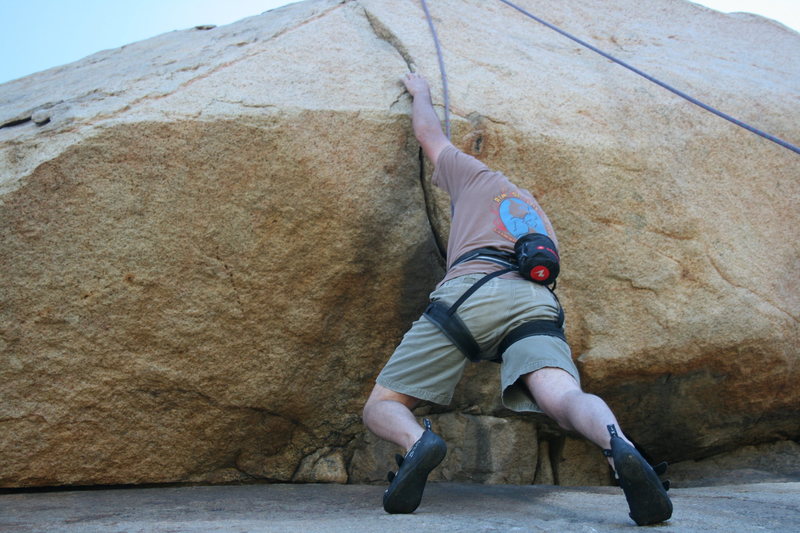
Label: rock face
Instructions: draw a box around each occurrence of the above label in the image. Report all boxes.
[1,0,798,488]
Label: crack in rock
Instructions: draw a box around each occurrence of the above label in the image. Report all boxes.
[363,6,416,71]
[417,148,447,260]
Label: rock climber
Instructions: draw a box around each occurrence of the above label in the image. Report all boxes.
[361,72,672,526]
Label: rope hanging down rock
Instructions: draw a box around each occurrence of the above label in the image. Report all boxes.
[497,0,799,156]
[420,0,451,140]
[421,0,800,156]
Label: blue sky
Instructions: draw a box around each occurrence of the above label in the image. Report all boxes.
[0,0,798,85]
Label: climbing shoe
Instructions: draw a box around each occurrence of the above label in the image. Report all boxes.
[383,418,447,514]
[605,425,672,526]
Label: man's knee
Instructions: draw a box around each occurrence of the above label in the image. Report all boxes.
[522,367,582,421]
[363,383,420,415]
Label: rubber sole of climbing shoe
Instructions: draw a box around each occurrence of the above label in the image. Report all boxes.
[611,438,673,526]
[383,430,447,514]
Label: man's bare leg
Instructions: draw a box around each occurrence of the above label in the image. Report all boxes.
[363,384,447,514]
[525,367,673,525]
[523,367,633,456]
[363,384,424,452]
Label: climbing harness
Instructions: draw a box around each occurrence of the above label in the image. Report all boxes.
[419,0,799,155]
[423,233,566,363]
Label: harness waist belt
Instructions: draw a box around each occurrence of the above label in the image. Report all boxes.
[423,248,566,363]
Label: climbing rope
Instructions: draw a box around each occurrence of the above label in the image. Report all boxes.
[420,0,799,155]
[420,0,451,140]
[496,0,799,155]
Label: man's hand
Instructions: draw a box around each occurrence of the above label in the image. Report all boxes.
[401,72,451,163]
[402,72,432,98]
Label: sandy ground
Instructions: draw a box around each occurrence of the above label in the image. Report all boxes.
[2,481,799,532]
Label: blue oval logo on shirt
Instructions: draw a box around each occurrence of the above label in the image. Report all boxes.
[499,197,546,238]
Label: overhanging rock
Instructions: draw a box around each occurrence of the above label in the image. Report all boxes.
[1,0,798,487]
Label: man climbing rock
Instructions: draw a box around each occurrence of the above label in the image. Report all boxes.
[362,72,672,526]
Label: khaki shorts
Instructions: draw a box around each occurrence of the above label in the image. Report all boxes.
[376,274,580,413]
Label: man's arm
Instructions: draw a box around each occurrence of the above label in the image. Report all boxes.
[401,73,453,164]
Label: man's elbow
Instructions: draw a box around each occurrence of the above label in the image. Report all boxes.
[415,128,451,163]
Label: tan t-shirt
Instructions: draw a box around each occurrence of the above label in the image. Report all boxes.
[433,145,558,286]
